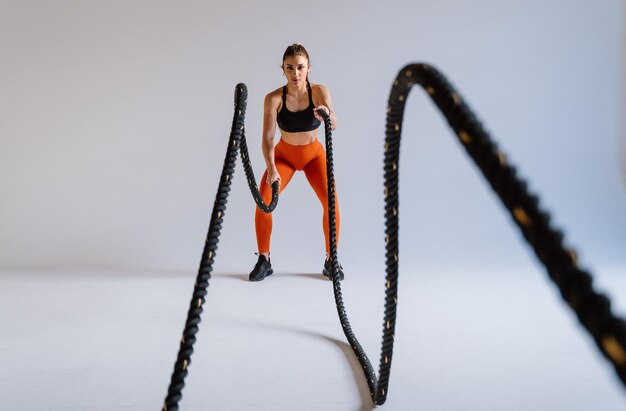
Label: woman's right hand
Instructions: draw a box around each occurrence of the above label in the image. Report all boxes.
[266,168,281,187]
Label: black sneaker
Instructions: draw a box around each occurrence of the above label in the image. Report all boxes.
[322,257,344,281]
[249,253,273,282]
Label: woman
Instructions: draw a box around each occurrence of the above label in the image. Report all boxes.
[249,43,343,282]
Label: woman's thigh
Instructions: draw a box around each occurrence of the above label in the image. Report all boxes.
[302,150,335,202]
[259,157,297,201]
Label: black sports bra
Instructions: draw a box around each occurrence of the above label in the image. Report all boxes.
[276,80,321,133]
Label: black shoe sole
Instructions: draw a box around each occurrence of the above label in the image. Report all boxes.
[322,267,343,281]
[249,269,273,282]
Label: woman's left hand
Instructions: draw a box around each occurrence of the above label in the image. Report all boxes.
[313,105,330,122]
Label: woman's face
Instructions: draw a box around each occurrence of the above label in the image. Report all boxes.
[282,55,310,87]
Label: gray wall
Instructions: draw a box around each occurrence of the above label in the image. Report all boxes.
[1,0,624,274]
[622,0,626,190]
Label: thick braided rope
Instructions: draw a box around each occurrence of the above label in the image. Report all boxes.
[163,84,278,411]
[385,63,626,387]
[319,110,396,405]
[164,65,626,409]
[240,124,280,213]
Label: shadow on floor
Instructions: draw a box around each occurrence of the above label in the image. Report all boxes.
[215,272,331,282]
[215,315,376,411]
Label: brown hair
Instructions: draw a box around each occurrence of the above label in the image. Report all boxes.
[282,43,310,64]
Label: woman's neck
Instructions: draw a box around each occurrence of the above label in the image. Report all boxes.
[286,80,308,97]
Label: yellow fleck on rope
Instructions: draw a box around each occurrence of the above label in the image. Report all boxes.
[459,131,472,144]
[603,336,626,365]
[496,150,507,166]
[567,248,579,266]
[513,207,532,227]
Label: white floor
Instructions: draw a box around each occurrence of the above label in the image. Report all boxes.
[1,265,625,410]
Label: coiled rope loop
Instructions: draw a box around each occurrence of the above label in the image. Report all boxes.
[317,107,395,405]
[164,65,626,410]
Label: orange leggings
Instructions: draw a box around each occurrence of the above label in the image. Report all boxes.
[255,138,340,254]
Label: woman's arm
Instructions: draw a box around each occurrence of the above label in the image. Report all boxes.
[261,92,281,184]
[313,84,338,130]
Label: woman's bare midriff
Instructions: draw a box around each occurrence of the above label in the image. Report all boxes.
[280,129,319,146]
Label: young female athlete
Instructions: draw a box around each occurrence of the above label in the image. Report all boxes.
[249,43,344,282]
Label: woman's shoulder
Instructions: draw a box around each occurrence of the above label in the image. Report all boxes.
[265,87,283,98]
[264,87,283,108]
[310,82,331,97]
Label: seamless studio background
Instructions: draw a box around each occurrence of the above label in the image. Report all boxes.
[1,0,625,274]
[1,1,626,409]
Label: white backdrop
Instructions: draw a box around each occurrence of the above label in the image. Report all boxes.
[1,0,624,275]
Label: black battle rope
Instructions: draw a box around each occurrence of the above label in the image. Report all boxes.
[164,64,626,410]
[163,84,278,410]
[382,63,626,390]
